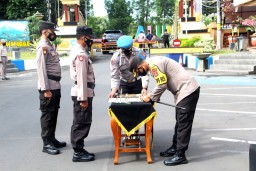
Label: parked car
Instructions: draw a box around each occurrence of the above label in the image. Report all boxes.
[102,30,123,54]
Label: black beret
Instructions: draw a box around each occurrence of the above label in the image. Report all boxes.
[76,26,94,37]
[39,21,58,30]
[128,56,141,72]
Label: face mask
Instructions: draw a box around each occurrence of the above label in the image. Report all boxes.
[85,38,91,45]
[138,68,148,76]
[47,32,57,41]
[2,43,6,46]
[123,48,132,56]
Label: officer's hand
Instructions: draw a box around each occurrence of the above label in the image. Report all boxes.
[141,95,151,102]
[108,88,118,99]
[108,91,117,99]
[44,90,52,100]
[80,101,88,111]
[141,88,148,96]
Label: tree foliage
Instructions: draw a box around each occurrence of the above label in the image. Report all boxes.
[88,16,108,37]
[26,15,41,41]
[155,0,175,25]
[133,0,154,28]
[105,0,133,34]
[5,0,47,20]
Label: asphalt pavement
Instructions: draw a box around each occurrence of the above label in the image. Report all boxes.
[0,52,256,171]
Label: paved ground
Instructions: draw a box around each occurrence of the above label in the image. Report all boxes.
[0,52,256,171]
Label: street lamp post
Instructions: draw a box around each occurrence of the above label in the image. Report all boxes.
[184,0,188,37]
[85,0,87,25]
[216,0,221,50]
[46,0,51,22]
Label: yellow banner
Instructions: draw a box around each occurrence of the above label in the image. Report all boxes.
[4,41,30,47]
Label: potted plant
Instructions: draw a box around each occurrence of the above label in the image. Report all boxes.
[193,37,215,72]
[241,15,256,46]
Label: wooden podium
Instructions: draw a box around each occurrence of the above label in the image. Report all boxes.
[108,102,156,164]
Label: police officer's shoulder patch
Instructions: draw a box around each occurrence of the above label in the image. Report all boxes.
[42,47,48,55]
[78,55,84,61]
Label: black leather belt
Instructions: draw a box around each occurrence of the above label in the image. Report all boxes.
[121,78,140,83]
[47,74,61,81]
[74,81,95,89]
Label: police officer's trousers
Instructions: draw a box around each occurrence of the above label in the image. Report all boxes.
[120,79,142,94]
[172,87,200,151]
[71,96,93,151]
[39,89,61,144]
[1,56,7,78]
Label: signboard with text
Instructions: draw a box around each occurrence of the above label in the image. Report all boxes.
[0,20,30,47]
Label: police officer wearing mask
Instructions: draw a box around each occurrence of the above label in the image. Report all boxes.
[129,55,200,166]
[36,21,66,155]
[108,35,149,98]
[70,26,95,162]
[0,39,9,80]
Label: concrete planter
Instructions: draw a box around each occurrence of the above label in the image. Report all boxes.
[193,53,212,72]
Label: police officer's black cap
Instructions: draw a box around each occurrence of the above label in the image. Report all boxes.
[129,56,141,72]
[76,26,95,38]
[39,21,58,31]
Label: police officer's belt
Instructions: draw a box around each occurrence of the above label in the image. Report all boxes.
[74,81,95,89]
[47,74,61,81]
[121,78,140,83]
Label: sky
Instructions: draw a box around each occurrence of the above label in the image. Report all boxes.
[92,0,107,17]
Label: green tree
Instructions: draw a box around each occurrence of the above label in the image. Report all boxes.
[105,0,133,34]
[0,0,8,19]
[155,0,175,25]
[80,0,93,20]
[88,16,108,37]
[133,0,155,28]
[5,0,47,20]
[26,15,41,41]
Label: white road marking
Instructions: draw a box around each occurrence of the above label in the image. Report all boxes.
[200,93,256,97]
[197,108,256,115]
[205,128,256,131]
[211,137,256,144]
[203,87,256,90]
[200,102,256,105]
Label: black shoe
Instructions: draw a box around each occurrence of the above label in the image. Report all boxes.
[2,77,9,80]
[52,138,66,148]
[83,149,95,157]
[160,145,177,157]
[42,144,60,155]
[72,150,95,162]
[163,150,188,166]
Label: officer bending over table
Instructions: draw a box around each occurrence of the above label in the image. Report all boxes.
[36,21,66,155]
[70,26,95,162]
[129,55,200,166]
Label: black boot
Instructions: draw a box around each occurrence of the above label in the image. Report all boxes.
[163,150,188,166]
[42,138,60,155]
[160,145,177,157]
[72,149,95,162]
[52,138,66,148]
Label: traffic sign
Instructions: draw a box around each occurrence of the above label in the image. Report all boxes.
[173,39,181,47]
